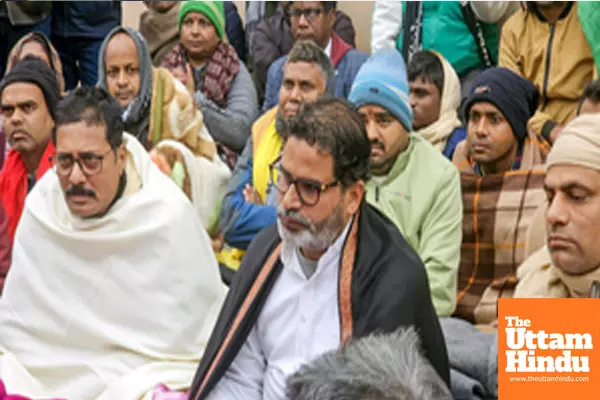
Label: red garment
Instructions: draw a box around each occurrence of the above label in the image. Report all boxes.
[0,142,55,241]
[0,379,65,400]
[330,32,352,68]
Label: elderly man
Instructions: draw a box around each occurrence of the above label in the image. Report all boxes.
[0,57,58,243]
[349,49,462,317]
[0,87,225,399]
[262,1,367,112]
[187,98,449,400]
[286,328,452,400]
[515,113,600,299]
[453,67,550,324]
[217,40,334,276]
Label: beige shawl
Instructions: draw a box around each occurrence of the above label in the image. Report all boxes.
[414,51,462,151]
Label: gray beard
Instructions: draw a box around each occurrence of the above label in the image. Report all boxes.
[276,203,346,254]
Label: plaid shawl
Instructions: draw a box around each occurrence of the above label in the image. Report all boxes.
[161,41,240,108]
[452,134,550,324]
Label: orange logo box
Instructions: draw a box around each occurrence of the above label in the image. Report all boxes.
[498,298,600,399]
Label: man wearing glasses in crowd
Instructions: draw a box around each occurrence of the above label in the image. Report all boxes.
[187,98,450,400]
[262,1,367,112]
[0,86,225,398]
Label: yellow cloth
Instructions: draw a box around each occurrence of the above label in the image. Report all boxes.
[252,107,281,201]
[499,3,594,134]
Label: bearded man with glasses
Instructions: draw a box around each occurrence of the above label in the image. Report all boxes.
[262,1,367,112]
[0,86,226,399]
[187,97,450,400]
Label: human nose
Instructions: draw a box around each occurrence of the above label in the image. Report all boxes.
[117,69,128,87]
[472,118,488,138]
[289,85,302,102]
[365,120,379,142]
[546,193,569,228]
[279,181,302,210]
[297,12,310,27]
[190,21,201,35]
[67,159,87,185]
[410,92,418,109]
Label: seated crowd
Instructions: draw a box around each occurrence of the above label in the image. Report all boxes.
[0,1,599,399]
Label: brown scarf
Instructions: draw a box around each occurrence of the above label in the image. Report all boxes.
[162,41,240,108]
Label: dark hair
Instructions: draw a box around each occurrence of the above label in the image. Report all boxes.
[577,79,600,115]
[53,87,124,150]
[288,1,337,12]
[287,40,335,95]
[407,50,444,95]
[280,97,371,187]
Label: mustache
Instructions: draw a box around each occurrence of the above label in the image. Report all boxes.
[276,205,312,229]
[370,140,384,152]
[66,185,97,199]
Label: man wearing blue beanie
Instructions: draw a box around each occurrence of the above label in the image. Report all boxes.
[452,67,551,325]
[348,49,463,318]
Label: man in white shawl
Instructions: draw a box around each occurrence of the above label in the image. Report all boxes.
[408,50,466,160]
[0,87,226,399]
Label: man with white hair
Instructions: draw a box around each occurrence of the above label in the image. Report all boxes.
[515,113,600,298]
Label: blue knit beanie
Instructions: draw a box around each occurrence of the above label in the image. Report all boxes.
[348,49,413,131]
[463,67,540,142]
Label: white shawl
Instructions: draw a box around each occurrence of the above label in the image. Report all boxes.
[0,134,226,399]
[415,52,463,151]
[154,139,231,235]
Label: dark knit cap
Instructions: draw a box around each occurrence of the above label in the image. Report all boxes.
[463,67,540,142]
[0,56,61,120]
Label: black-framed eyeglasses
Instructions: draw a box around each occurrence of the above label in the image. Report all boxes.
[287,7,324,22]
[269,158,339,207]
[50,149,114,177]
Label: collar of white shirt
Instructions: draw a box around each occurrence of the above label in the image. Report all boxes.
[281,215,354,280]
[324,37,333,59]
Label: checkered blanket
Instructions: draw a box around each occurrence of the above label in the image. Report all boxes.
[452,135,549,324]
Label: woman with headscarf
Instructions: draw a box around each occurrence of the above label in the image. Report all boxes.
[6,31,66,94]
[98,26,217,162]
[162,1,259,169]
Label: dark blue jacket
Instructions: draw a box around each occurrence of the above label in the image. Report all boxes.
[52,1,121,39]
[224,1,246,63]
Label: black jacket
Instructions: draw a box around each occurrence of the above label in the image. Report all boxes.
[51,1,121,39]
[188,201,450,399]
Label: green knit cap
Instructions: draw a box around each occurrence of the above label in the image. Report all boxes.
[178,1,225,39]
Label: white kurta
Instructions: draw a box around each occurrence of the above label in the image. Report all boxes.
[207,221,353,400]
[0,134,226,400]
